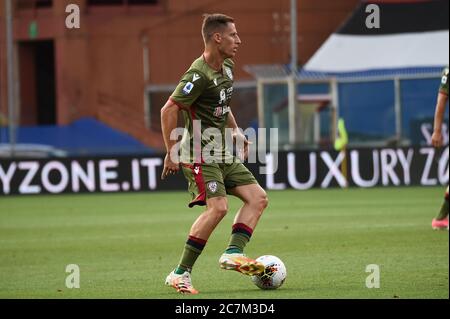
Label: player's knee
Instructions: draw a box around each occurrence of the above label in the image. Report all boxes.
[211,200,228,219]
[262,195,269,210]
[212,208,228,221]
[253,192,269,212]
[260,194,269,211]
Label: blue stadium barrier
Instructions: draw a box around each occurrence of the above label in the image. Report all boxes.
[0,118,155,157]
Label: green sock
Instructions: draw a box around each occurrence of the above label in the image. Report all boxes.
[225,233,249,254]
[436,199,449,220]
[225,224,253,254]
[226,247,243,254]
[175,236,207,275]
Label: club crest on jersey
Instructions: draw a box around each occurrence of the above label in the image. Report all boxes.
[224,67,233,80]
[208,181,218,194]
[183,82,194,95]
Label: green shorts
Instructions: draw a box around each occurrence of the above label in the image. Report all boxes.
[181,161,258,208]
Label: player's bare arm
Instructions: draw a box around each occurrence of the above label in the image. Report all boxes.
[431,92,449,148]
[160,99,181,179]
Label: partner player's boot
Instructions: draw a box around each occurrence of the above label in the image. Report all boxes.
[219,253,265,276]
[165,270,199,295]
[432,217,449,230]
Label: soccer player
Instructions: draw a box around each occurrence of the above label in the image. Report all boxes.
[160,13,268,294]
[431,66,449,230]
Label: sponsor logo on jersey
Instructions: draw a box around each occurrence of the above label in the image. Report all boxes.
[183,82,194,95]
[214,106,231,117]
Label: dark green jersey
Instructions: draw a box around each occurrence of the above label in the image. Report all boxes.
[170,56,235,163]
[439,66,449,96]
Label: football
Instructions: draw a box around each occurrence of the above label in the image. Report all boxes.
[251,255,287,290]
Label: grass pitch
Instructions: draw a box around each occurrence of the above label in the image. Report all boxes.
[0,187,448,299]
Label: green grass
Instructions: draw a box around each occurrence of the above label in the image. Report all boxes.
[0,187,448,299]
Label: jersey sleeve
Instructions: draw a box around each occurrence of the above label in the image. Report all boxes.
[439,68,449,96]
[170,70,207,109]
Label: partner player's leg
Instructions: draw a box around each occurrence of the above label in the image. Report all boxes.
[432,186,449,230]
